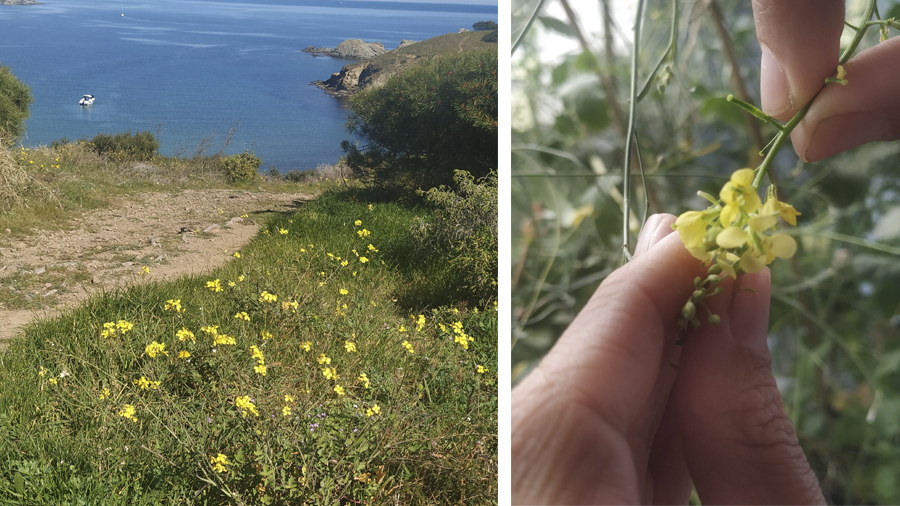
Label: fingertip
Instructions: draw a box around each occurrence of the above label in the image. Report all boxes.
[633,214,676,260]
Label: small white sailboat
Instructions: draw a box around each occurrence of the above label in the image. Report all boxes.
[79,94,95,106]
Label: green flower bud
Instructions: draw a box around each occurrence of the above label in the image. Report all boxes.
[690,318,702,328]
[708,314,721,326]
[712,287,722,296]
[708,264,723,276]
[706,274,721,285]
[682,301,696,321]
[692,289,705,301]
[694,276,703,288]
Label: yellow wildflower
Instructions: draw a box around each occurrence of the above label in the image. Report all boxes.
[119,404,137,422]
[177,328,196,342]
[259,291,277,303]
[359,256,369,263]
[145,341,168,358]
[318,353,331,365]
[402,340,414,354]
[234,311,250,321]
[260,330,273,340]
[334,385,345,396]
[134,376,161,390]
[477,365,488,374]
[99,388,110,400]
[178,350,191,359]
[214,333,236,346]
[235,396,259,417]
[366,404,381,417]
[358,373,370,389]
[164,299,184,313]
[254,364,267,376]
[282,405,292,417]
[344,341,357,353]
[719,168,762,226]
[206,279,223,292]
[300,341,311,352]
[210,453,229,473]
[354,220,362,226]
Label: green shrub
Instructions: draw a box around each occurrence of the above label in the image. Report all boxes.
[222,150,262,184]
[344,47,497,194]
[414,170,497,305]
[0,64,33,143]
[89,131,159,161]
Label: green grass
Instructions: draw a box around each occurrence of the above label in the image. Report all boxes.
[0,142,321,239]
[0,190,498,504]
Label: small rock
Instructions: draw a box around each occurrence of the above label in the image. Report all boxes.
[150,236,161,247]
[154,254,166,262]
[44,289,57,297]
[122,261,135,267]
[43,283,52,289]
[224,217,243,227]
[203,224,220,233]
[91,276,102,284]
[34,267,46,275]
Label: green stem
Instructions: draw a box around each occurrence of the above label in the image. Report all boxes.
[622,0,646,261]
[840,0,877,64]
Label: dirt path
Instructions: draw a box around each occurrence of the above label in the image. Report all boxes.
[0,188,313,346]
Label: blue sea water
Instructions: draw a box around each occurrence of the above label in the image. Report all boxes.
[0,0,497,172]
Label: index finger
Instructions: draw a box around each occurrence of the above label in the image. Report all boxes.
[752,0,845,120]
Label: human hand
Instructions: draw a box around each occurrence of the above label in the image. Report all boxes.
[511,214,824,504]
[752,0,900,161]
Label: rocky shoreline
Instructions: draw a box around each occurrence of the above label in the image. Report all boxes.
[307,38,420,98]
[0,0,41,5]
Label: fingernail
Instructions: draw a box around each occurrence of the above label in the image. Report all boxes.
[729,270,771,355]
[803,111,889,162]
[760,44,791,117]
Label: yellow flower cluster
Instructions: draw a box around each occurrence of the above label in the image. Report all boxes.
[258,291,278,303]
[366,404,381,417]
[145,341,168,358]
[100,320,134,339]
[134,376,161,390]
[449,321,474,351]
[235,395,259,417]
[402,340,414,354]
[177,328,195,342]
[344,341,357,353]
[164,299,184,313]
[206,279,223,292]
[210,453,229,473]
[119,404,137,422]
[250,345,266,376]
[358,373,370,389]
[673,169,800,276]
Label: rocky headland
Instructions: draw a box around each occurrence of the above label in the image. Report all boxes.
[310,31,493,98]
[0,0,41,5]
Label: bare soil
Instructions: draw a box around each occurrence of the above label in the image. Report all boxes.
[0,188,313,346]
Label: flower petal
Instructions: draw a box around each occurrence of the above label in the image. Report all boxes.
[716,227,749,249]
[740,250,766,273]
[768,233,797,259]
[731,168,755,187]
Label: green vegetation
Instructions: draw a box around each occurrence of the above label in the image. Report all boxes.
[89,130,160,162]
[0,138,312,236]
[513,1,900,503]
[472,21,498,32]
[0,190,497,504]
[0,64,33,142]
[222,150,263,184]
[343,48,498,192]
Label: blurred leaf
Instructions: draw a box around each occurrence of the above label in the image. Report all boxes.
[699,96,745,127]
[873,206,900,242]
[558,74,609,131]
[551,62,572,86]
[875,348,900,379]
[538,16,575,37]
[573,50,600,73]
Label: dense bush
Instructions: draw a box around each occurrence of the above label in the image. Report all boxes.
[221,150,262,184]
[0,64,33,143]
[413,170,497,305]
[473,20,498,31]
[89,131,159,161]
[344,47,497,194]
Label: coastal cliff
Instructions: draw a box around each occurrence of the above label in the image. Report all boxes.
[311,31,495,98]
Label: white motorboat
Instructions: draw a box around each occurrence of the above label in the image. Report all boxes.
[79,94,95,106]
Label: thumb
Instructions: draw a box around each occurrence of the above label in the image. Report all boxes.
[673,270,825,504]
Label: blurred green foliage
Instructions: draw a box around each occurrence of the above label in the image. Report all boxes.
[511,0,900,503]
[0,63,33,143]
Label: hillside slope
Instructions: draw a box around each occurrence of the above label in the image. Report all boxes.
[313,31,496,97]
